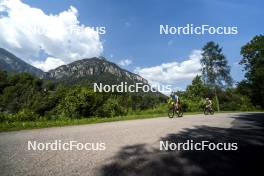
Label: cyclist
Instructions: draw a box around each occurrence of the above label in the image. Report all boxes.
[169,92,180,112]
[205,97,212,111]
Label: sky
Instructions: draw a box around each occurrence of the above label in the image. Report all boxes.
[0,0,263,90]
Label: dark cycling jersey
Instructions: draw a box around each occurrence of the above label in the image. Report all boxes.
[171,95,179,103]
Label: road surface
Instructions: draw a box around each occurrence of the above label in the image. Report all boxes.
[0,112,263,176]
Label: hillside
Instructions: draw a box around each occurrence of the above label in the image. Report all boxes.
[0,48,44,77]
[46,57,148,85]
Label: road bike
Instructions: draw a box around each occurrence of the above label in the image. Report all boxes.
[204,106,214,115]
[168,103,183,118]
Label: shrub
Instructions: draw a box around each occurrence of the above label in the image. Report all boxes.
[56,87,105,118]
[96,98,127,117]
[0,114,8,122]
[13,109,38,121]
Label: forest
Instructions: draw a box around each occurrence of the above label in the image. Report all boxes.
[0,35,263,125]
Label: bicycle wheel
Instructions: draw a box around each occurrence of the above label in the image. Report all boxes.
[177,110,183,117]
[168,107,174,118]
[204,108,209,115]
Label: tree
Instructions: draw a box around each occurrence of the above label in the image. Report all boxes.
[201,41,233,111]
[239,35,264,108]
[0,70,8,94]
[0,73,45,113]
[186,75,206,99]
[57,87,103,118]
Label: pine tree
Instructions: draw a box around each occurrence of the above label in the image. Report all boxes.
[201,41,233,111]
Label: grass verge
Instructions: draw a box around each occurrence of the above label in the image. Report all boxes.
[0,111,249,132]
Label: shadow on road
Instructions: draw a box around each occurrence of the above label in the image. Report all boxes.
[99,113,264,176]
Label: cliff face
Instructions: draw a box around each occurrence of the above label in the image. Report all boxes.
[46,57,148,85]
[0,48,164,96]
[0,47,151,89]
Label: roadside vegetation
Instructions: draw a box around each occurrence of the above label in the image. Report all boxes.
[0,35,263,131]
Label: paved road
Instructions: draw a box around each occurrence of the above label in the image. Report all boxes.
[0,113,263,176]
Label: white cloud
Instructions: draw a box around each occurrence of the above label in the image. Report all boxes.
[119,59,132,66]
[31,57,65,72]
[134,50,202,90]
[0,0,103,71]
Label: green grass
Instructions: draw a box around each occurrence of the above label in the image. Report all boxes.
[0,110,257,132]
[0,113,165,132]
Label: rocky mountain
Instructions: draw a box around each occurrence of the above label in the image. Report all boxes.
[46,57,149,85]
[0,48,44,77]
[0,48,149,87]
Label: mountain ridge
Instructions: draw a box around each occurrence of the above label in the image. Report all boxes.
[0,48,45,77]
[46,57,148,85]
[0,48,149,87]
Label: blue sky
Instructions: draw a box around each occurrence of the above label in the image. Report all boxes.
[2,0,264,90]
